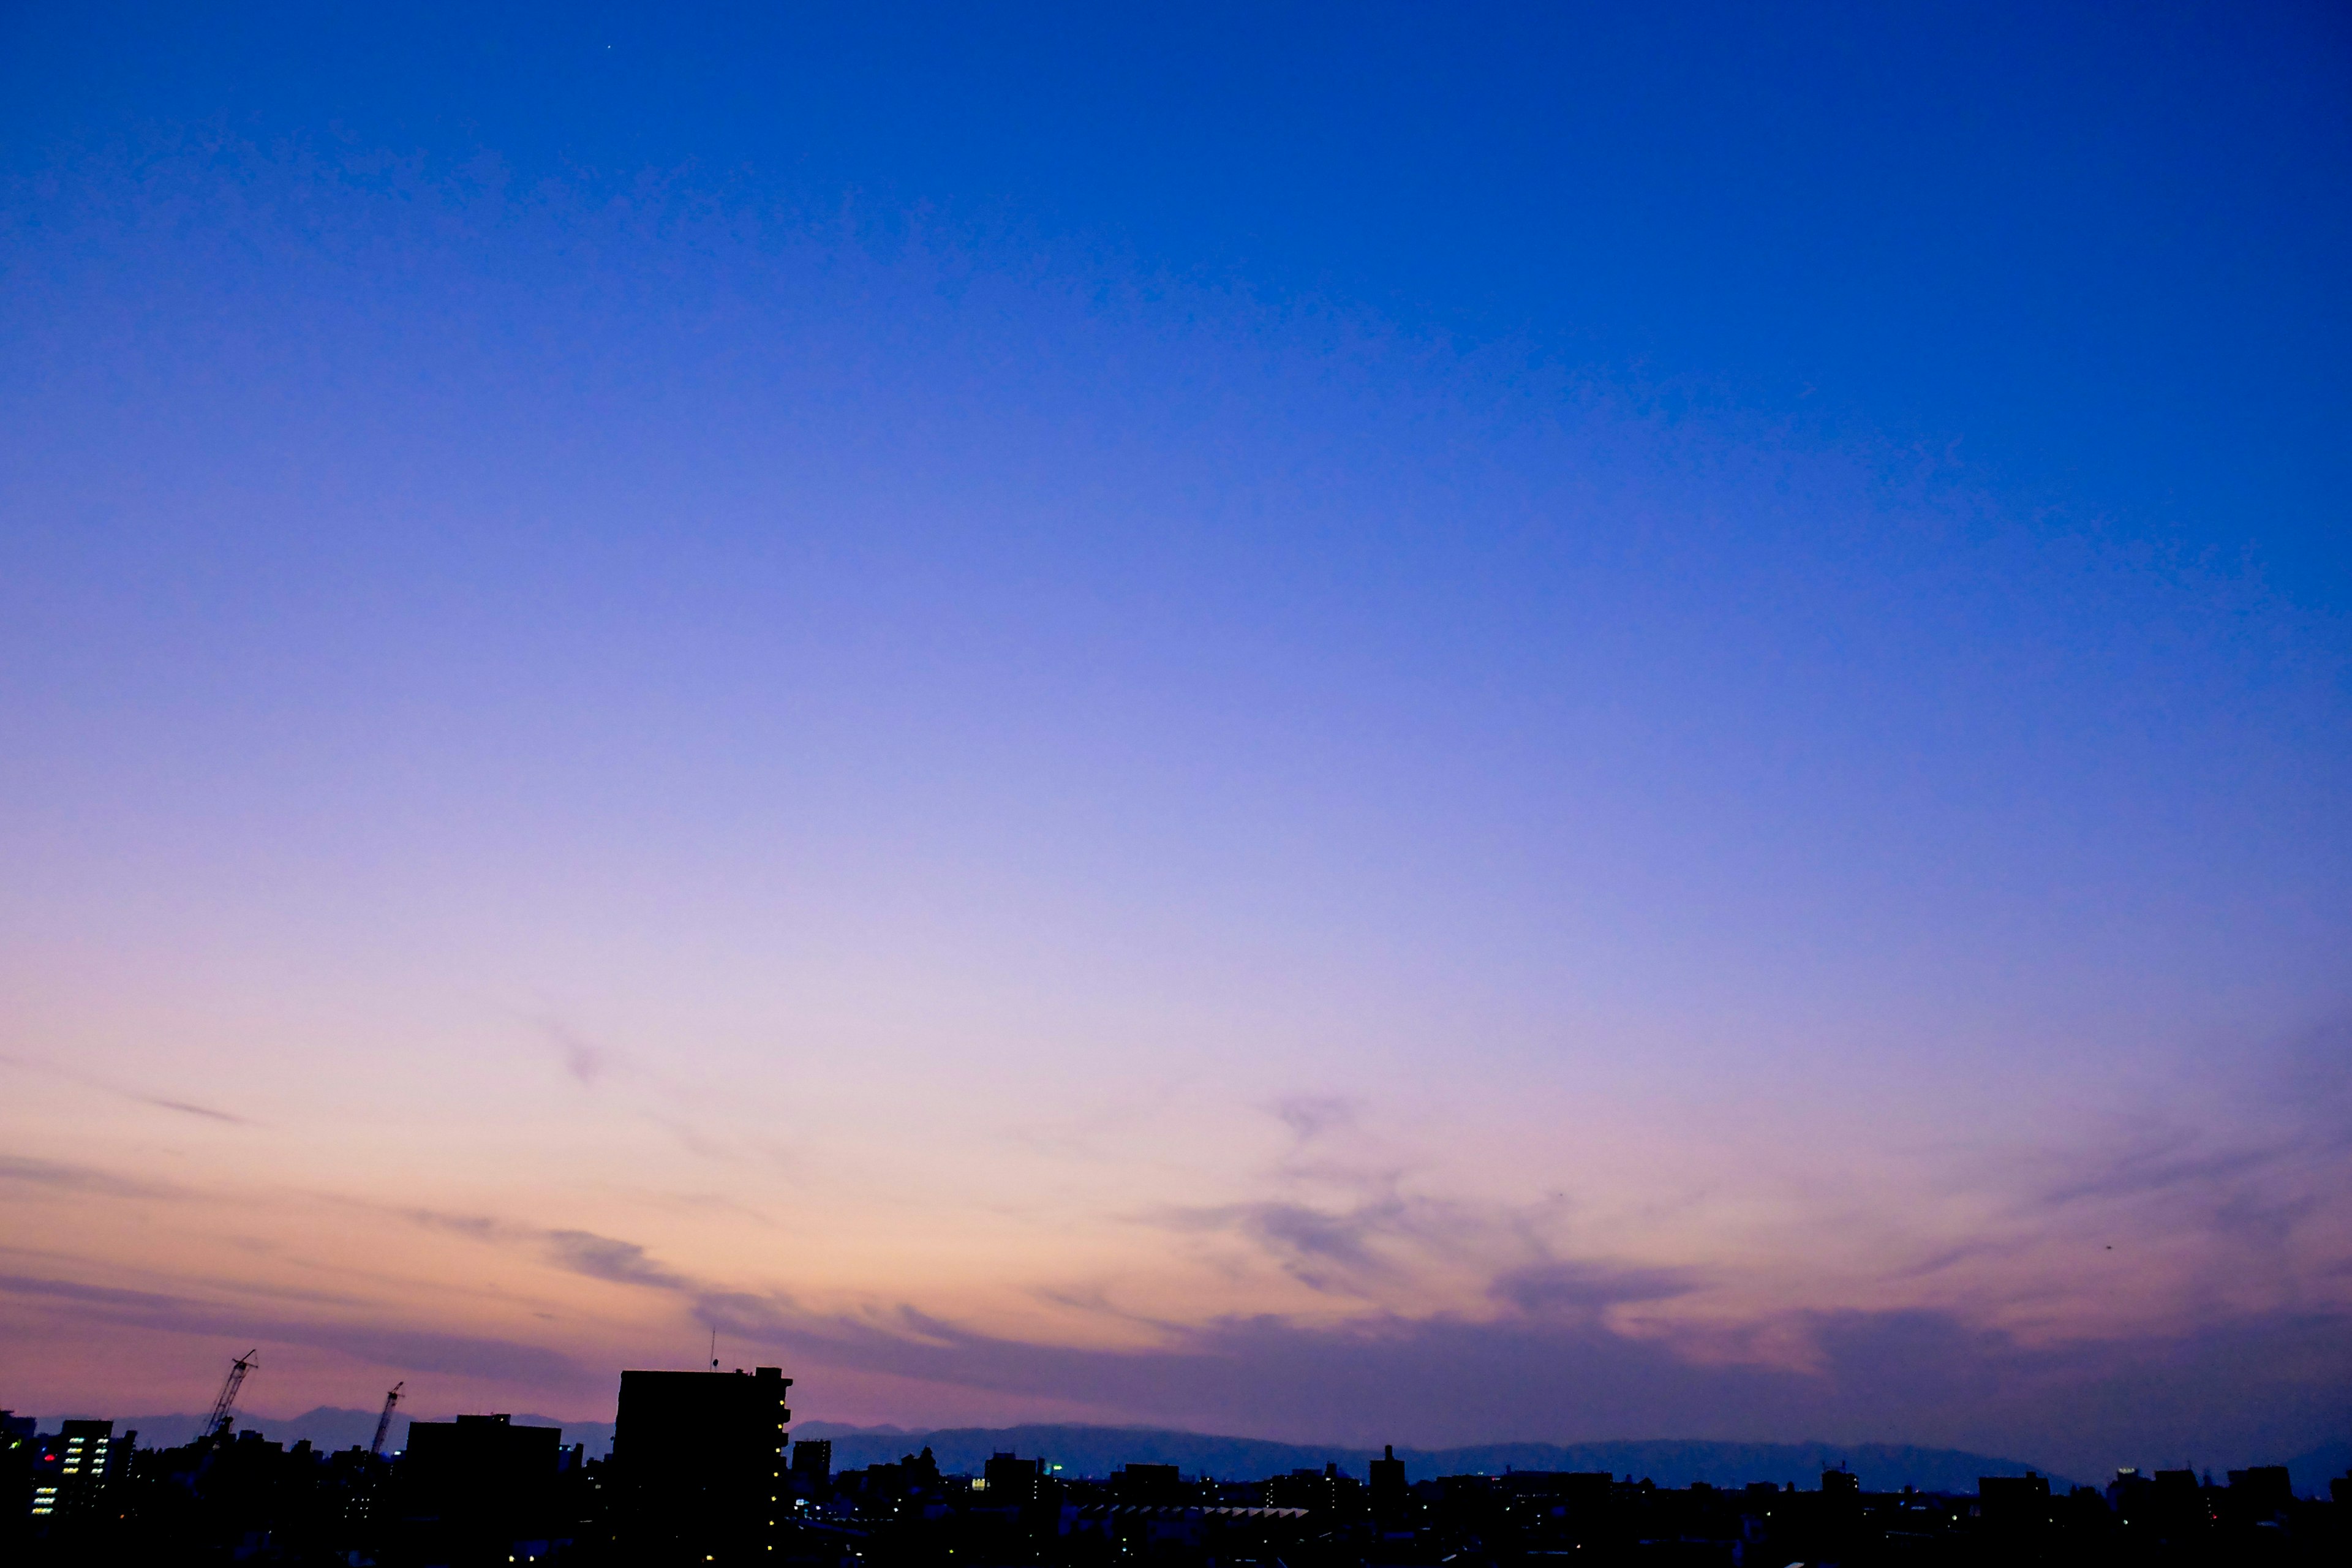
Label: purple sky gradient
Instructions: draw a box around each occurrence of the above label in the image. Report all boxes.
[2,2,2348,1480]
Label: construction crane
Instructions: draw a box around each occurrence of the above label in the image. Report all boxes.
[200,1349,258,1446]
[368,1382,404,1458]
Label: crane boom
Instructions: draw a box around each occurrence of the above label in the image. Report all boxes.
[369,1381,404,1457]
[200,1349,258,1444]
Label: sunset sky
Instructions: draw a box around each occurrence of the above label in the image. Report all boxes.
[2,2,2348,1481]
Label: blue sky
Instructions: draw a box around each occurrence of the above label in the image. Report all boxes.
[14,1,2345,589]
[1,1,2347,1477]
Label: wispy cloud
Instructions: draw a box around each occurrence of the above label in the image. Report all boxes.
[543,1229,694,1291]
[400,1207,516,1241]
[134,1095,254,1125]
[539,1020,611,1088]
[0,1272,190,1311]
[1153,1197,1418,1294]
[0,1269,595,1390]
[1145,1099,1567,1301]
[1273,1095,1355,1145]
[1488,1259,1695,1317]
[0,1155,181,1200]
[2035,1128,2285,1210]
[0,1054,259,1128]
[394,1207,698,1295]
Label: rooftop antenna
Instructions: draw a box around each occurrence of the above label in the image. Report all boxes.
[710,1326,719,1371]
[369,1381,405,1458]
[200,1349,258,1446]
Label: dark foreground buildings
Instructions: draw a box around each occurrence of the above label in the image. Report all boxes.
[5,1382,2348,1566]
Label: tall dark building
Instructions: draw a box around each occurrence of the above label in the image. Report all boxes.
[394,1413,564,1566]
[1,1413,33,1553]
[790,1438,832,1487]
[984,1450,1041,1505]
[612,1366,792,1565]
[31,1419,134,1525]
[1370,1443,1407,1515]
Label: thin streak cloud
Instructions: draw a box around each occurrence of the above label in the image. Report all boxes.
[135,1095,254,1125]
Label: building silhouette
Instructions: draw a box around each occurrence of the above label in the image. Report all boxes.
[30,1419,132,1526]
[394,1412,565,1566]
[984,1450,1041,1505]
[1368,1442,1408,1521]
[0,1413,29,1558]
[790,1436,832,1490]
[611,1365,792,1565]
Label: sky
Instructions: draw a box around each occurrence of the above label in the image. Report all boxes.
[1,0,2349,1482]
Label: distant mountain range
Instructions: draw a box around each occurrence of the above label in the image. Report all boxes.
[31,1411,2348,1497]
[790,1423,2071,1493]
